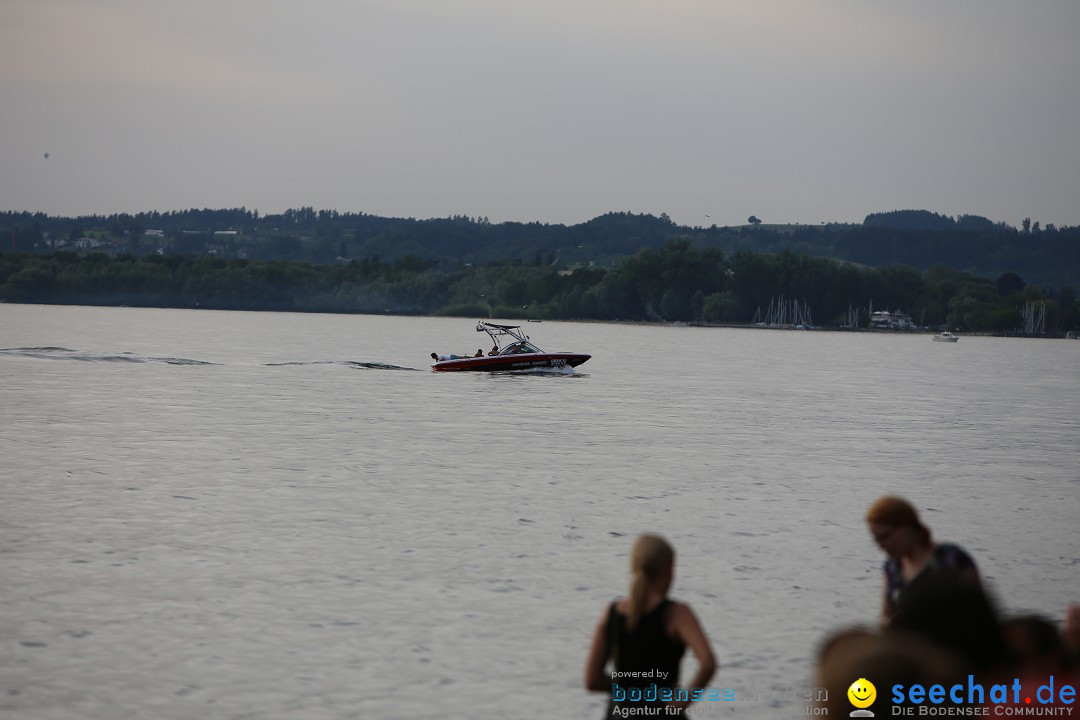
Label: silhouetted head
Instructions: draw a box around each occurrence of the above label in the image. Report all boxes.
[815,628,963,716]
[888,574,1010,674]
[1004,614,1069,674]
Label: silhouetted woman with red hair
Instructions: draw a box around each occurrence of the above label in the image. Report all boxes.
[866,496,980,626]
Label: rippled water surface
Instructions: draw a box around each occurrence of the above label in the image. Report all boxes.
[2,305,1078,719]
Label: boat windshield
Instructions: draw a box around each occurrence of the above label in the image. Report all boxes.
[500,341,541,355]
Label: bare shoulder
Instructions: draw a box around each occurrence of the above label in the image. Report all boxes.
[665,600,700,632]
[668,600,696,619]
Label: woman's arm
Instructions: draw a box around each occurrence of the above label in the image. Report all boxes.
[670,603,717,709]
[584,607,612,692]
[880,574,893,627]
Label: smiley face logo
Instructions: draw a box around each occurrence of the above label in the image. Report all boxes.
[847,678,877,709]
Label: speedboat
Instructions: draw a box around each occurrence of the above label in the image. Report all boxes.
[932,331,959,342]
[431,322,591,372]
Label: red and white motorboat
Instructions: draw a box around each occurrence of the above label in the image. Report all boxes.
[431,322,591,372]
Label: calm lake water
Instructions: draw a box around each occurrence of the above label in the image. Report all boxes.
[2,305,1078,719]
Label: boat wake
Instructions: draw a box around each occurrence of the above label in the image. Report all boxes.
[2,348,467,372]
[0,347,218,365]
[265,360,423,371]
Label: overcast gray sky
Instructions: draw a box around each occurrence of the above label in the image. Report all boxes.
[3,0,1078,228]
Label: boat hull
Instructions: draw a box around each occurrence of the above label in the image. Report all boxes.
[432,353,590,372]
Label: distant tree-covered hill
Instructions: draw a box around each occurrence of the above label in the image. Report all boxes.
[1,207,1077,288]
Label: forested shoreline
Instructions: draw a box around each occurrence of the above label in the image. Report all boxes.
[3,207,1078,289]
[2,241,1076,334]
[3,207,1077,333]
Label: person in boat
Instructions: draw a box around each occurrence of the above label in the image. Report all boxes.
[474,349,484,357]
[430,352,468,362]
[865,495,980,626]
[488,344,499,356]
[584,533,716,718]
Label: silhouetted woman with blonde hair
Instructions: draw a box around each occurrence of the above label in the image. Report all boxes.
[585,534,716,718]
[866,495,980,625]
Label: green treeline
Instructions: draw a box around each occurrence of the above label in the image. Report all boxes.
[2,208,1078,289]
[3,242,1076,334]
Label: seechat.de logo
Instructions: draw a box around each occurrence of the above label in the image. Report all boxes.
[847,678,877,717]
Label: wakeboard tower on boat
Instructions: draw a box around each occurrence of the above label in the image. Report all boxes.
[430,321,591,372]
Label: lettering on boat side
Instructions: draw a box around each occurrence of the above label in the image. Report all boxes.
[511,359,567,368]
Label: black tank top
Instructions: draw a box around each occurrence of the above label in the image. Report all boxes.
[606,598,686,691]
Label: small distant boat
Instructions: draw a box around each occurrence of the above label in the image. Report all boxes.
[932,331,959,343]
[431,321,590,372]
